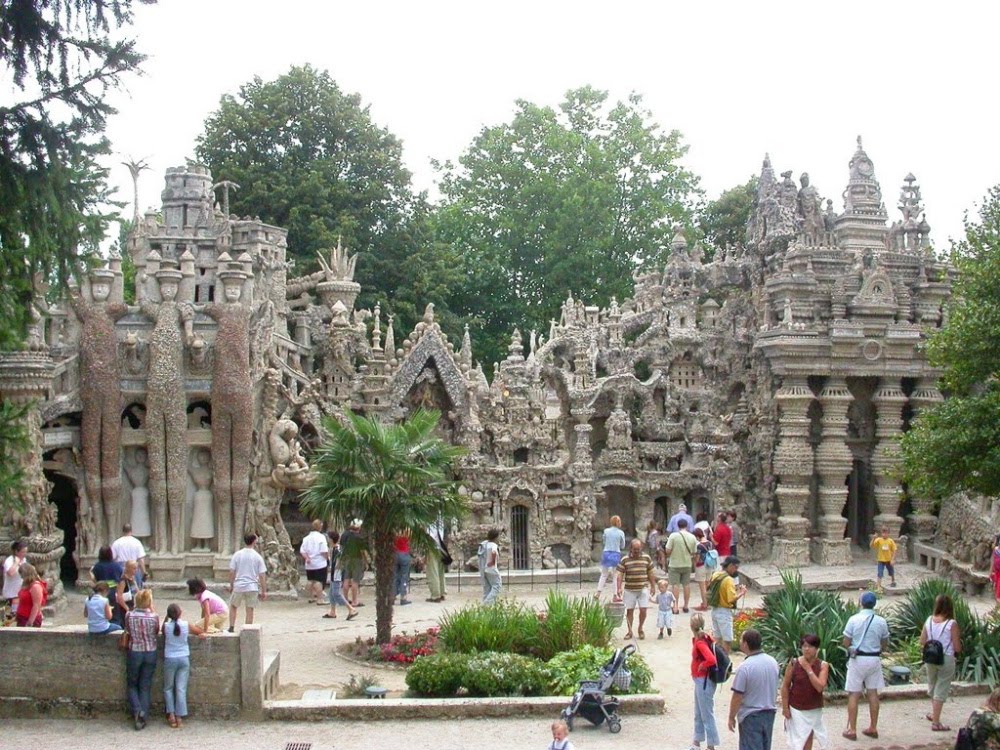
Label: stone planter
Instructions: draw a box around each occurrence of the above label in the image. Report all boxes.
[605,600,625,628]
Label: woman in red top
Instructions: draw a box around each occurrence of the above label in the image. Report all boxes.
[780,633,830,750]
[394,529,412,605]
[15,563,45,627]
[690,612,720,750]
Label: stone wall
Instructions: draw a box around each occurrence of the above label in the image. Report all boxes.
[0,624,265,719]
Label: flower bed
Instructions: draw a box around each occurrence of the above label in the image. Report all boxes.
[340,627,440,665]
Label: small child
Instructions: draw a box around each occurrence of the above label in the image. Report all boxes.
[654,579,675,638]
[870,526,897,589]
[547,719,575,750]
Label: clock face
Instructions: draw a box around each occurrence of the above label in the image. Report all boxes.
[857,158,873,177]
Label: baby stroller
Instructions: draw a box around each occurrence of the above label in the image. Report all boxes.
[560,644,636,734]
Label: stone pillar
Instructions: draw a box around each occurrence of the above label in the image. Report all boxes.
[872,380,907,558]
[814,377,853,565]
[569,406,596,564]
[0,351,65,607]
[772,375,814,566]
[906,379,944,540]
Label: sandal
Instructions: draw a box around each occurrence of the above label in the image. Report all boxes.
[841,730,857,741]
[346,611,358,621]
[861,729,879,739]
[167,714,177,728]
[638,630,645,639]
[931,723,951,732]
[322,613,337,619]
[925,714,934,722]
[624,631,634,640]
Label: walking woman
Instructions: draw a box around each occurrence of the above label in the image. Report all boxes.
[162,603,206,728]
[781,633,830,750]
[125,588,159,730]
[596,515,626,599]
[690,612,720,750]
[920,593,961,732]
[394,529,412,606]
[990,535,1000,602]
[15,563,46,627]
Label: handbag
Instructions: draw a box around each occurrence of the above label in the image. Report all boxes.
[922,619,948,665]
[117,630,131,652]
[686,536,697,573]
[954,726,973,750]
[438,531,454,566]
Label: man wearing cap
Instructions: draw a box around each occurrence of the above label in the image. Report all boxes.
[340,520,368,608]
[841,591,890,741]
[709,556,748,653]
[666,503,695,534]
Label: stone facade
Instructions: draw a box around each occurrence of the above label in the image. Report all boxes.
[0,140,960,589]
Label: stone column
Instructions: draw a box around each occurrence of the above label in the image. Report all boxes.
[569,406,596,563]
[814,377,853,565]
[772,375,814,566]
[872,380,908,558]
[906,379,944,540]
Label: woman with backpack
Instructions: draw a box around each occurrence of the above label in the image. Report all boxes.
[780,633,830,750]
[689,612,720,750]
[920,593,961,733]
[15,563,46,627]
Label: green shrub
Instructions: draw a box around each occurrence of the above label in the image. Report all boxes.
[438,599,542,656]
[546,645,653,696]
[405,652,469,697]
[463,652,549,697]
[888,578,975,647]
[536,591,614,661]
[757,571,854,691]
[339,673,381,698]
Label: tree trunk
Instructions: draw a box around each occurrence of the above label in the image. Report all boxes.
[373,525,396,645]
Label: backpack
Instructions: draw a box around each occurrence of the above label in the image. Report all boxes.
[954,726,973,750]
[704,548,720,570]
[922,619,948,665]
[707,572,726,608]
[706,638,732,685]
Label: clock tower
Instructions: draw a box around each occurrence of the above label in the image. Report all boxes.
[835,136,889,253]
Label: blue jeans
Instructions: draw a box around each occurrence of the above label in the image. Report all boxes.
[482,567,502,603]
[163,655,190,717]
[693,677,720,746]
[126,650,157,718]
[738,709,776,750]
[394,551,411,599]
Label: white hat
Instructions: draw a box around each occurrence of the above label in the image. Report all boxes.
[351,518,363,528]
[679,503,687,511]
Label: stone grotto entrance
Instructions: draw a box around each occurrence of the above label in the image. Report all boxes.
[510,505,530,569]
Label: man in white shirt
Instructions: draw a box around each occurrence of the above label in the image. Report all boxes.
[300,519,329,604]
[111,524,147,584]
[3,540,28,613]
[228,533,267,632]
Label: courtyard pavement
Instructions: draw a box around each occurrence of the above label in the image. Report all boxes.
[5,562,992,750]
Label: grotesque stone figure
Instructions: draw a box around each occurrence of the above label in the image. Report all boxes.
[202,265,254,554]
[68,268,128,541]
[124,447,151,537]
[140,267,194,554]
[189,448,215,549]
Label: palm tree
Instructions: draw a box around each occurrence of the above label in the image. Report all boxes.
[300,408,466,644]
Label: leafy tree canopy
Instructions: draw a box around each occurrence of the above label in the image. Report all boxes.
[431,86,702,370]
[195,64,427,323]
[901,186,1000,500]
[699,176,757,254]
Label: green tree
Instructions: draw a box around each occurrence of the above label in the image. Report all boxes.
[299,409,466,644]
[432,86,701,370]
[699,176,757,254]
[900,187,1000,500]
[195,65,425,323]
[0,0,146,507]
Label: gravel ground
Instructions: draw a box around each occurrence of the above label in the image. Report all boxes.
[7,567,992,750]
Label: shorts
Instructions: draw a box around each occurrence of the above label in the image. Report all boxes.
[343,564,364,583]
[668,568,691,586]
[694,564,709,583]
[711,607,734,642]
[601,550,622,568]
[877,561,895,578]
[622,588,649,610]
[230,590,259,609]
[656,610,673,629]
[845,656,885,693]
[305,567,327,584]
[927,655,956,702]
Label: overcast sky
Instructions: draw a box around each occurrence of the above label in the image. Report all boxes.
[103,1,1000,252]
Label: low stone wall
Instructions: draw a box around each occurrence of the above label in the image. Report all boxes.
[0,624,265,719]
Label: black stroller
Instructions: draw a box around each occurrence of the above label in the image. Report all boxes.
[560,644,636,734]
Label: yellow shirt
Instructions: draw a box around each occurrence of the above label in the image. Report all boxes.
[710,571,739,608]
[871,536,897,563]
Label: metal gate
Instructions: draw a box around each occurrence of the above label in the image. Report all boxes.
[511,505,530,570]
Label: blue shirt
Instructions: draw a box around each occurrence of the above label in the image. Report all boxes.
[86,594,111,632]
[163,619,191,659]
[667,512,694,534]
[602,527,626,553]
[843,609,890,653]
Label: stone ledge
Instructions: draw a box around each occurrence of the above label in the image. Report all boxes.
[823,680,990,704]
[264,693,664,721]
[0,696,242,720]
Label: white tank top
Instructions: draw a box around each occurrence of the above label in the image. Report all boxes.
[924,616,955,656]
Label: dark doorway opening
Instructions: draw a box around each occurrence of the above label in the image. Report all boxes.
[605,486,637,539]
[845,459,875,545]
[510,505,530,570]
[45,470,79,582]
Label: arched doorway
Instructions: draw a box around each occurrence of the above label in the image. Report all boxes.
[510,505,530,570]
[45,470,78,582]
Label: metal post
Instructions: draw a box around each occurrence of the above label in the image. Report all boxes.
[555,559,559,589]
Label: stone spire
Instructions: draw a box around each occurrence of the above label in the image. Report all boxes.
[834,136,889,252]
[384,314,396,364]
[459,324,473,370]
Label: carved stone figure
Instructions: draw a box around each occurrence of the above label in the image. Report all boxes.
[202,265,254,555]
[189,448,215,547]
[797,172,824,235]
[269,418,311,489]
[139,267,193,554]
[68,268,128,541]
[124,447,151,537]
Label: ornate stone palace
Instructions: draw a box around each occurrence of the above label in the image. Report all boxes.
[0,139,963,593]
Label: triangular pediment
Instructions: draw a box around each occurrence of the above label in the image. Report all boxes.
[389,327,468,410]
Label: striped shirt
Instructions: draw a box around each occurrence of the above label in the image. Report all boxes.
[126,609,160,652]
[616,554,654,591]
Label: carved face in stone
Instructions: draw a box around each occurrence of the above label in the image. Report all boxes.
[159,280,179,301]
[91,281,111,302]
[197,448,211,466]
[134,448,147,465]
[223,282,242,303]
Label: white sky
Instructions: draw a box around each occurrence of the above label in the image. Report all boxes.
[103,0,1000,251]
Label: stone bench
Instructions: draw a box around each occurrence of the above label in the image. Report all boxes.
[913,541,947,572]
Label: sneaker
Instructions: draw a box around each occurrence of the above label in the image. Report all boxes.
[891,581,897,588]
[668,628,673,636]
